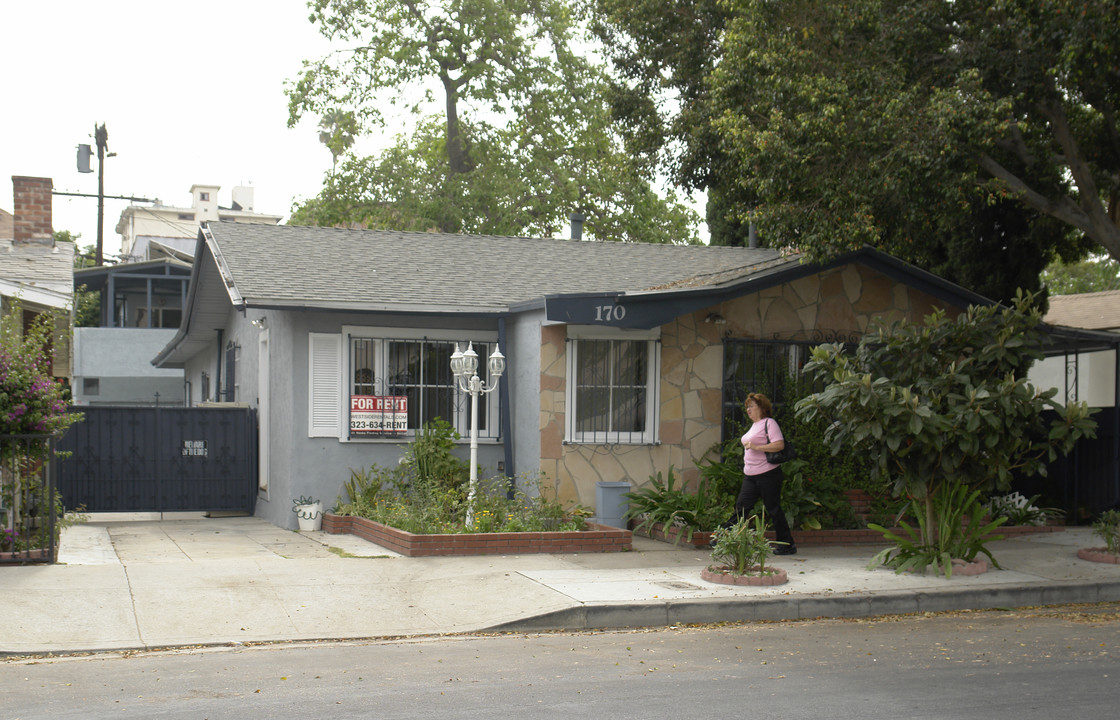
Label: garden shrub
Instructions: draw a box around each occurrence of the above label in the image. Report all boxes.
[624,466,727,543]
[0,300,84,554]
[335,422,587,534]
[1091,509,1120,555]
[709,513,779,576]
[798,290,1096,572]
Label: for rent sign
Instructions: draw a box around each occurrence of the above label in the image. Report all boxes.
[350,396,408,434]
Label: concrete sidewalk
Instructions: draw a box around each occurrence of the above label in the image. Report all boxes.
[3,515,1120,656]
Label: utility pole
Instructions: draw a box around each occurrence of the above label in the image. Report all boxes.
[94,123,109,266]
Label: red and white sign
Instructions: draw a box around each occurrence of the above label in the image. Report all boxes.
[350,396,408,434]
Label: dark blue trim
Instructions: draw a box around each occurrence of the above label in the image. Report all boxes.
[544,247,995,330]
[498,318,514,494]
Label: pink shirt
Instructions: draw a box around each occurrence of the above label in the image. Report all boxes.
[742,418,784,476]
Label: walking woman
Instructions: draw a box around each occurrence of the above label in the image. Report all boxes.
[728,392,797,555]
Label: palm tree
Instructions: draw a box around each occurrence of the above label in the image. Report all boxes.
[318,109,358,172]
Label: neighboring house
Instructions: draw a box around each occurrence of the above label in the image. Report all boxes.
[68,183,281,406]
[159,221,1075,531]
[1027,292,1120,518]
[71,259,193,405]
[0,176,74,382]
[117,184,282,263]
[1033,291,1120,408]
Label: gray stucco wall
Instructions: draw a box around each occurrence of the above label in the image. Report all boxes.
[505,311,544,494]
[187,309,516,529]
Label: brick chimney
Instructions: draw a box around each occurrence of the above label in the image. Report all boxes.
[12,176,53,245]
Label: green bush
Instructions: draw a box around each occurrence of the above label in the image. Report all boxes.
[799,290,1096,567]
[0,300,82,444]
[1091,509,1120,555]
[708,513,780,576]
[869,481,1006,578]
[335,426,587,534]
[987,492,1063,527]
[400,418,468,491]
[1,300,85,554]
[623,466,727,543]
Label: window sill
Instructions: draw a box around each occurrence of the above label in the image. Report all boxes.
[339,436,503,444]
[563,439,659,446]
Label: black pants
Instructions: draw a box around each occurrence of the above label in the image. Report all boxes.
[731,467,795,546]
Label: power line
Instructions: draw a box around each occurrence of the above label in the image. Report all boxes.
[52,190,155,203]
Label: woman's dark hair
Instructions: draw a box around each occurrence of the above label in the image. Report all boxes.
[745,392,772,418]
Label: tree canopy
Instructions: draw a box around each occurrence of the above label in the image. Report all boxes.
[286,0,699,242]
[1042,255,1120,294]
[593,0,1118,300]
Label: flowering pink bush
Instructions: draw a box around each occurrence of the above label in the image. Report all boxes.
[0,348,71,435]
[0,304,78,438]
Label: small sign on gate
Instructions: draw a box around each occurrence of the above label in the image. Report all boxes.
[182,440,208,457]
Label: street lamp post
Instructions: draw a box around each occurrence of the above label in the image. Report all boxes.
[450,342,506,527]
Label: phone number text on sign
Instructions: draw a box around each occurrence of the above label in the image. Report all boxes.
[350,396,408,434]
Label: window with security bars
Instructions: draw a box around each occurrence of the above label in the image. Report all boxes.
[345,335,499,438]
[567,335,658,444]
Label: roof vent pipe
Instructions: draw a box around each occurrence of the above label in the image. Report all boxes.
[748,220,758,249]
[570,212,585,241]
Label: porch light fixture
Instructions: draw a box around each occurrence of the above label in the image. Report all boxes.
[450,341,506,526]
[251,317,267,330]
[705,312,727,325]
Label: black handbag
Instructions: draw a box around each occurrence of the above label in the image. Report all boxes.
[764,419,796,464]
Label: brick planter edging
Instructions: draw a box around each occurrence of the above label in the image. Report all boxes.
[701,565,789,586]
[1077,547,1120,564]
[636,521,1065,548]
[322,513,631,557]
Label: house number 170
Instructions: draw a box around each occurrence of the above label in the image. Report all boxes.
[595,304,626,322]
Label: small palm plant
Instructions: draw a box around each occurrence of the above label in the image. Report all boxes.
[709,513,785,576]
[1092,509,1120,555]
[623,466,725,545]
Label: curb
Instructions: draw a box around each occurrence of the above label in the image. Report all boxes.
[484,579,1120,633]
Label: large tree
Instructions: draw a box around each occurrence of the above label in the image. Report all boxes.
[286,0,698,242]
[591,0,746,243]
[594,0,1117,301]
[1042,255,1120,294]
[711,0,1118,258]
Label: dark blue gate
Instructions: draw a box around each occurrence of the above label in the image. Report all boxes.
[57,406,257,513]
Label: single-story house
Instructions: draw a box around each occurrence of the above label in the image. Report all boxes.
[153,221,1120,529]
[1,176,74,383]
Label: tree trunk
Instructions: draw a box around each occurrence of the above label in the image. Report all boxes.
[441,72,473,177]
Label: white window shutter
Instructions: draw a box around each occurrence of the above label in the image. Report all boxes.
[308,332,342,438]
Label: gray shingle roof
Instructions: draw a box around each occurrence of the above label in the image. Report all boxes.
[206,222,792,311]
[0,238,75,302]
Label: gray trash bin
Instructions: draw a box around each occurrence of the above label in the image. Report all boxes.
[594,481,631,529]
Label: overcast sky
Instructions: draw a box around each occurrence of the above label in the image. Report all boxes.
[2,1,705,256]
[0,1,352,258]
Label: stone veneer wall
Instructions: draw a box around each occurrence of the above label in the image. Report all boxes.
[539,262,952,510]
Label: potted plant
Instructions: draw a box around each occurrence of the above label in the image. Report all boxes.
[701,513,789,586]
[293,494,323,532]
